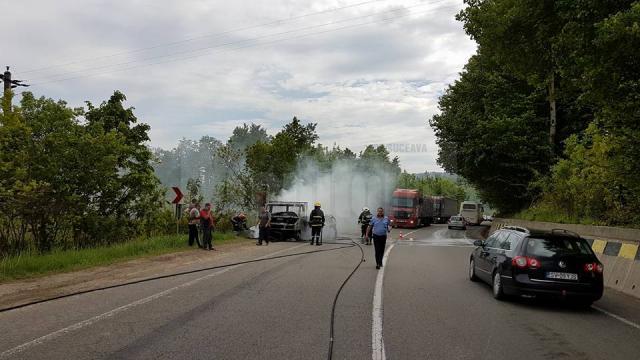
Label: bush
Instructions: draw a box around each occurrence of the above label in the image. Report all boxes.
[214,211,234,233]
[522,123,640,227]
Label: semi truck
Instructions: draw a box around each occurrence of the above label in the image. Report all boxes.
[389,188,433,228]
[431,196,459,224]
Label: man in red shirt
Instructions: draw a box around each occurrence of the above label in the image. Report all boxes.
[200,203,215,251]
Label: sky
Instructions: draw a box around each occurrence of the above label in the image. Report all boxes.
[3,0,476,173]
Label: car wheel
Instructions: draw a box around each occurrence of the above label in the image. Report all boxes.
[469,259,479,282]
[492,271,505,300]
[447,226,451,229]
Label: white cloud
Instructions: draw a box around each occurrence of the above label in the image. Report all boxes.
[4,0,476,172]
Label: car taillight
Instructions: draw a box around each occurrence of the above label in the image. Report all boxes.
[512,256,527,268]
[584,262,603,274]
[512,256,540,269]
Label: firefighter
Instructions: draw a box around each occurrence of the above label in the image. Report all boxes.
[358,207,373,245]
[309,201,325,245]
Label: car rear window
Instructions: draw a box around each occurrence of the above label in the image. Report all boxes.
[525,237,593,257]
[450,216,461,221]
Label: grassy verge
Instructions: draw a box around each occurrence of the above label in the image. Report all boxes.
[514,203,605,226]
[0,232,245,283]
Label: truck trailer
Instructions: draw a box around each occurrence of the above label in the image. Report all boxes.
[389,188,433,228]
[431,196,460,224]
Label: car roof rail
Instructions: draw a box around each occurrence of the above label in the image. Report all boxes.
[503,225,530,234]
[550,228,580,238]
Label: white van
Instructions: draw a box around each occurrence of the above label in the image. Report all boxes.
[459,201,484,225]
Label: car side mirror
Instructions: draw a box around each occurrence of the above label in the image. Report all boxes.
[473,240,484,247]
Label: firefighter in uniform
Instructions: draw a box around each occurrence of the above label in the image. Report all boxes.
[309,201,325,245]
[358,207,373,245]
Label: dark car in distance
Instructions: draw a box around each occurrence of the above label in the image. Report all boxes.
[469,226,604,306]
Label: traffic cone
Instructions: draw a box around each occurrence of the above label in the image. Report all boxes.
[399,231,404,240]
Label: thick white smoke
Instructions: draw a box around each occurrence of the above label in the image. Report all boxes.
[275,160,397,236]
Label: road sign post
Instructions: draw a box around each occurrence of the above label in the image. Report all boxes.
[172,187,184,234]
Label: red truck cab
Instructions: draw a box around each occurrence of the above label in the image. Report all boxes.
[389,189,433,228]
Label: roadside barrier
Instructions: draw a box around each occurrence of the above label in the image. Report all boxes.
[490,219,640,299]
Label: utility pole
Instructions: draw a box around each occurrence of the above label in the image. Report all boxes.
[1,66,29,93]
[1,66,30,117]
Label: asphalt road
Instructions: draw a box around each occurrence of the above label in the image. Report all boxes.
[1,225,639,359]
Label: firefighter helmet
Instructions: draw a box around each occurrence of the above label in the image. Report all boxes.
[314,201,321,207]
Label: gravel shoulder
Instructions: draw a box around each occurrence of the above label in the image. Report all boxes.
[0,239,261,309]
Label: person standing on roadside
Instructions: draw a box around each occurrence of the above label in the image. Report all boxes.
[200,203,215,251]
[257,206,271,246]
[188,201,202,248]
[366,207,391,269]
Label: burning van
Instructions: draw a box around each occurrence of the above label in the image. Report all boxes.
[248,201,337,242]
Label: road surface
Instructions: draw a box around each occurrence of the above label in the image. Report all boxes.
[1,224,639,359]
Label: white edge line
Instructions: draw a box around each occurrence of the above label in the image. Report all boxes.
[0,243,307,359]
[372,242,395,360]
[592,305,640,331]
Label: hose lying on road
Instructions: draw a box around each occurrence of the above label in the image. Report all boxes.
[327,238,365,360]
[0,242,356,314]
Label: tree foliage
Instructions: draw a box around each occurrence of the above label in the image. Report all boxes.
[0,91,162,255]
[433,1,640,225]
[430,54,552,213]
[246,117,319,194]
[397,172,467,202]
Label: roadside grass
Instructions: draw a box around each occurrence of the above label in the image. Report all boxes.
[514,204,605,226]
[0,232,245,282]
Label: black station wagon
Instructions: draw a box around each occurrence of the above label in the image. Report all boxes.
[469,226,604,306]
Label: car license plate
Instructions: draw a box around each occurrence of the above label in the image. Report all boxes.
[546,272,578,280]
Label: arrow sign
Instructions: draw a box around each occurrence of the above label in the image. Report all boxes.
[171,187,184,204]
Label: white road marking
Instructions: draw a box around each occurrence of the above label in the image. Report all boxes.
[593,306,640,331]
[0,244,307,358]
[372,242,395,360]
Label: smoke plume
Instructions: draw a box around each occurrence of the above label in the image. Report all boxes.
[276,159,397,236]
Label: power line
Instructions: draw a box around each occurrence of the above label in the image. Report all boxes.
[33,4,460,86]
[30,0,456,84]
[30,1,450,82]
[20,0,387,75]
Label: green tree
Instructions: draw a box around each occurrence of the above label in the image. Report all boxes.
[0,91,163,254]
[359,145,401,174]
[528,3,640,225]
[186,178,203,204]
[458,0,565,145]
[228,123,270,151]
[430,54,553,213]
[0,90,32,254]
[246,117,319,193]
